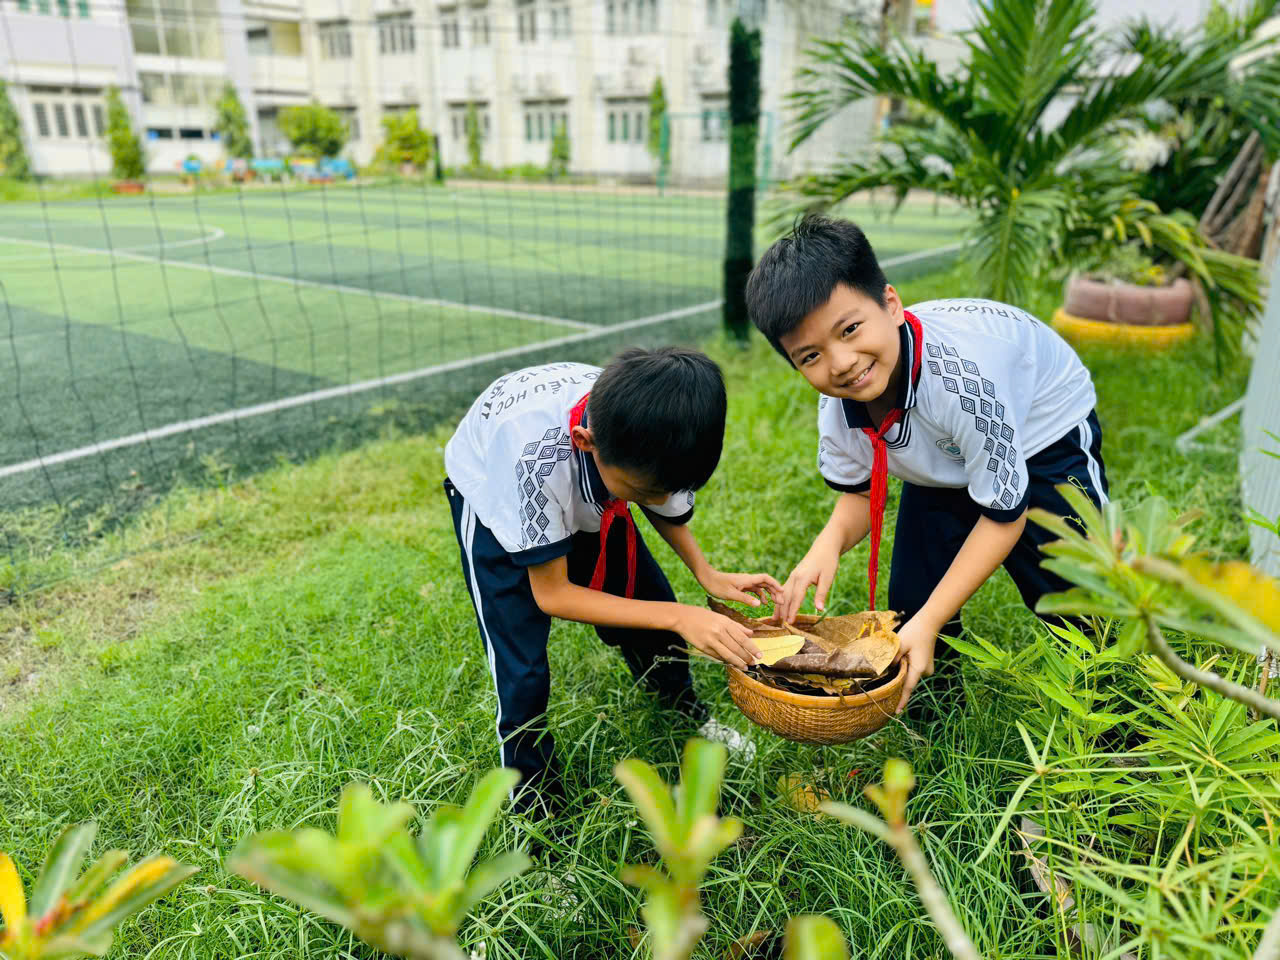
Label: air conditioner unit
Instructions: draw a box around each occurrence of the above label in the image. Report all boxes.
[622,68,639,91]
[401,83,417,100]
[341,85,355,102]
[626,45,646,66]
[511,74,528,93]
[466,74,485,95]
[535,72,555,94]
[694,43,712,65]
[592,73,610,94]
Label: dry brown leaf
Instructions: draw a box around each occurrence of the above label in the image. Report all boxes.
[726,929,782,960]
[778,773,829,815]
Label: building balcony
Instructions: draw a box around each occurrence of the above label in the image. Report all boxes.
[250,54,310,96]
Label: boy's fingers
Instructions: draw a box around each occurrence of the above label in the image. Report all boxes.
[896,664,923,714]
[814,567,834,612]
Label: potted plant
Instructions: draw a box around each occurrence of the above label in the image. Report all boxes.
[1064,246,1194,327]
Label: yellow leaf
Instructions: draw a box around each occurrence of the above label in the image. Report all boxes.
[69,857,177,933]
[0,853,26,936]
[752,633,805,666]
[778,774,829,815]
[1183,559,1280,636]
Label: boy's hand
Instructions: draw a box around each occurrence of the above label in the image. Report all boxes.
[673,607,763,670]
[699,569,784,609]
[778,547,841,623]
[893,615,939,714]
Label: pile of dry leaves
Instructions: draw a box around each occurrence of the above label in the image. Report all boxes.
[707,598,901,697]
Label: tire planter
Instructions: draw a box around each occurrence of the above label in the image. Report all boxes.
[1052,308,1195,349]
[1064,274,1193,327]
[110,180,145,195]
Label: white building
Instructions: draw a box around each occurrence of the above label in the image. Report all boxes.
[3,0,879,182]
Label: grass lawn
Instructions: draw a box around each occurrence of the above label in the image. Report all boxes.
[0,262,1254,959]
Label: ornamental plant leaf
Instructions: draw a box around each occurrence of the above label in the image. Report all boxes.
[0,823,194,960]
[229,771,527,960]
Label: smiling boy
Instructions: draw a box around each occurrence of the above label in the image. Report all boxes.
[746,216,1109,716]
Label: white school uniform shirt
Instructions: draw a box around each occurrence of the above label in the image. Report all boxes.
[445,362,697,564]
[817,298,1097,521]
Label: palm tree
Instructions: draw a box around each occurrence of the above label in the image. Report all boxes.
[783,0,1280,325]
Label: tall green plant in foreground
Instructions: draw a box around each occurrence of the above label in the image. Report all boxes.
[0,80,31,181]
[104,87,144,181]
[0,822,193,958]
[213,83,253,160]
[228,771,528,960]
[784,0,1280,310]
[464,103,482,170]
[614,739,742,960]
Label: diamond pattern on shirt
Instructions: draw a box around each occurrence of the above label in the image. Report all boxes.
[924,338,1021,508]
[515,427,571,548]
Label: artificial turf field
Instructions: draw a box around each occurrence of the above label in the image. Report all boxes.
[0,182,969,534]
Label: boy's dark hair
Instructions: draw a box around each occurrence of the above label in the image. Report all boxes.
[745,214,888,362]
[590,346,726,492]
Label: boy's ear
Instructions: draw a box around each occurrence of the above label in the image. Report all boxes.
[571,425,596,452]
[885,284,905,322]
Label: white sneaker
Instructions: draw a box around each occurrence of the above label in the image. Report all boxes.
[698,718,758,763]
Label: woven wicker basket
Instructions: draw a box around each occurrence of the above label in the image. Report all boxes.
[727,652,906,746]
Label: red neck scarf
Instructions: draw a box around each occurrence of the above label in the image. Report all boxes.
[863,311,923,609]
[569,393,637,598]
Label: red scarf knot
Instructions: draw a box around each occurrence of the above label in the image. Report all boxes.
[569,393,637,599]
[861,311,923,610]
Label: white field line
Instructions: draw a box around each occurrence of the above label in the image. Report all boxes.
[0,226,227,261]
[0,300,722,480]
[0,235,596,332]
[0,241,965,481]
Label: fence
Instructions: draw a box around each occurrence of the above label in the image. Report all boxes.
[0,2,972,582]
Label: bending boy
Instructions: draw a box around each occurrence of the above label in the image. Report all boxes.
[444,348,780,812]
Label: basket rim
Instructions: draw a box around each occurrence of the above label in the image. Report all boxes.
[727,660,906,709]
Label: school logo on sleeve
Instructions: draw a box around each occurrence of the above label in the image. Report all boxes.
[936,437,965,461]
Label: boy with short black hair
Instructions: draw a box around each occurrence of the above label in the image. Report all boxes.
[746,215,1109,716]
[444,347,780,812]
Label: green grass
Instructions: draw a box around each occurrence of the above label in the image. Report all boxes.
[0,262,1254,959]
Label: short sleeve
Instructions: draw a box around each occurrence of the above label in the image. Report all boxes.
[817,395,872,494]
[507,428,575,565]
[935,362,1029,521]
[642,490,695,526]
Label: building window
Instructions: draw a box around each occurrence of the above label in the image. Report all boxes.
[52,103,69,137]
[448,102,488,144]
[470,12,489,45]
[29,87,106,139]
[549,2,569,37]
[73,103,88,136]
[246,23,270,54]
[701,95,728,141]
[706,0,716,26]
[378,12,414,53]
[126,0,221,59]
[92,104,105,135]
[318,20,352,59]
[605,0,614,33]
[32,103,50,137]
[607,0,655,35]
[439,6,460,47]
[605,99,646,145]
[147,127,175,139]
[179,127,205,139]
[331,106,359,141]
[521,100,567,143]
[516,0,535,42]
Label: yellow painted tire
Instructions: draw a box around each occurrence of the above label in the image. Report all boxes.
[1051,308,1195,349]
